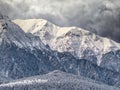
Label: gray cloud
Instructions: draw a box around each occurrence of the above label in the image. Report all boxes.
[0,0,120,42]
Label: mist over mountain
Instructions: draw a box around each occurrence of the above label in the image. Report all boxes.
[0,0,120,42]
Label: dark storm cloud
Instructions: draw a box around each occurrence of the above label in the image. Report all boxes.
[0,0,120,42]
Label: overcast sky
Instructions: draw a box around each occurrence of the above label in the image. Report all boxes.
[0,0,120,42]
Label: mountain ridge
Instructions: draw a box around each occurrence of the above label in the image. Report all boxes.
[13,19,120,67]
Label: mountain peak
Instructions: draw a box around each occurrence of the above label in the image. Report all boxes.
[0,19,47,50]
[13,19,50,33]
[13,19,120,65]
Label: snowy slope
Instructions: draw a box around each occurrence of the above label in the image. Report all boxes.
[0,70,119,90]
[0,17,61,80]
[13,19,120,69]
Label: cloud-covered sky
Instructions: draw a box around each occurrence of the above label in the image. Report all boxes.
[0,0,120,42]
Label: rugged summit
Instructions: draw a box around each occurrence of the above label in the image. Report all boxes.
[13,19,120,71]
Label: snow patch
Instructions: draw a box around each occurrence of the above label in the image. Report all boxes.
[0,79,48,87]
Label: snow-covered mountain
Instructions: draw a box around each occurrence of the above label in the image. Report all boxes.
[0,15,120,89]
[0,70,119,90]
[13,19,120,71]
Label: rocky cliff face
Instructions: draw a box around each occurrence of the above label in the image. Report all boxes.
[0,18,60,79]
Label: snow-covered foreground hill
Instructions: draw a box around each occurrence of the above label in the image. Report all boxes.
[0,70,119,90]
[13,19,120,72]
